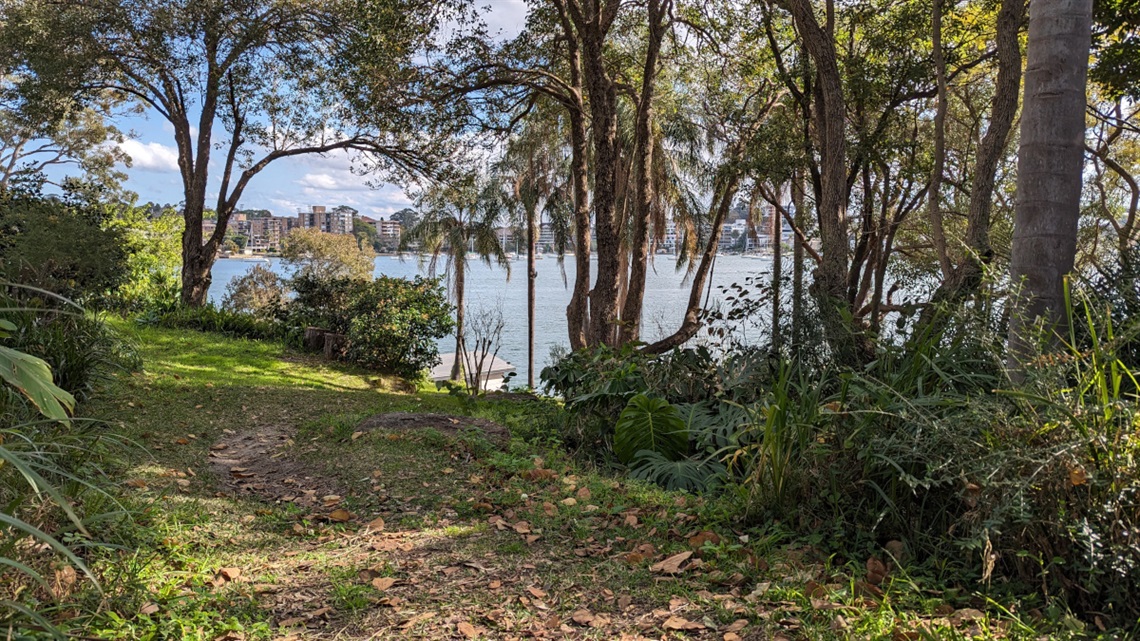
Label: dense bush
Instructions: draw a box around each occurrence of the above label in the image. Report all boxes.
[143,303,286,343]
[221,264,286,320]
[342,276,454,379]
[0,289,137,420]
[0,188,127,304]
[544,298,1140,624]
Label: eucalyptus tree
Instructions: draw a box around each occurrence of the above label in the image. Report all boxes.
[1,0,456,305]
[403,173,510,382]
[1007,0,1093,372]
[0,94,130,194]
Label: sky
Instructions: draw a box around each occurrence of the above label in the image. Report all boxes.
[104,1,528,221]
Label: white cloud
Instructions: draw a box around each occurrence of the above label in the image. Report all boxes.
[481,0,528,38]
[119,140,180,172]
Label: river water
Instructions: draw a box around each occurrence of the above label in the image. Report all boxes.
[209,254,773,385]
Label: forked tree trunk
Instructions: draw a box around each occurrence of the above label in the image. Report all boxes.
[913,0,1022,338]
[1007,0,1092,376]
[785,0,859,364]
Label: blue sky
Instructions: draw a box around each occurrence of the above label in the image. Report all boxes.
[107,2,527,220]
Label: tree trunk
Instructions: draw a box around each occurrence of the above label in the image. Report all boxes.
[527,205,537,388]
[451,258,466,382]
[565,107,592,350]
[1007,0,1092,376]
[912,0,1023,337]
[619,0,669,345]
[927,0,952,279]
[770,195,782,352]
[643,175,740,353]
[786,0,859,364]
[791,175,806,347]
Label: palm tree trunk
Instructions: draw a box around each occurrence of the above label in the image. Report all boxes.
[1007,0,1092,377]
[451,257,466,382]
[527,207,537,388]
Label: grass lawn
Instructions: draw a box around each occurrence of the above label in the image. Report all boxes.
[54,324,1081,639]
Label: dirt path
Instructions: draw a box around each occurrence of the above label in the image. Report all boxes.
[199,414,765,640]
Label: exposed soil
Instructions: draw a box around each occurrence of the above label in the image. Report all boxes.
[208,423,348,508]
[356,412,512,446]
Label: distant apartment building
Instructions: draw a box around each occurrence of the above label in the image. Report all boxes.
[297,205,353,235]
[376,220,401,239]
[248,216,293,250]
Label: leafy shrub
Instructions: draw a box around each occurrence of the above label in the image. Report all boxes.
[0,187,127,304]
[614,394,688,464]
[0,290,137,417]
[221,264,286,320]
[342,276,454,379]
[102,206,183,312]
[145,303,286,343]
[280,227,374,281]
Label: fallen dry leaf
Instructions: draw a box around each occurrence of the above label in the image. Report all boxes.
[372,577,397,591]
[366,516,386,531]
[650,550,693,574]
[218,567,241,581]
[457,621,479,638]
[571,610,594,625]
[329,508,353,522]
[662,616,705,631]
[527,586,548,599]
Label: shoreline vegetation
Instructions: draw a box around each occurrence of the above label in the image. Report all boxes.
[30,324,1116,638]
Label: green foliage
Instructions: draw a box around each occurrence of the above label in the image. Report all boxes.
[144,303,285,344]
[102,205,183,312]
[613,394,688,464]
[0,188,127,304]
[343,276,454,379]
[221,264,286,320]
[280,228,375,282]
[1,290,136,417]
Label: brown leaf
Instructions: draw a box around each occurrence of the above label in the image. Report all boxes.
[560,497,577,506]
[576,487,592,500]
[488,580,502,589]
[650,550,693,574]
[949,608,985,626]
[372,577,397,591]
[366,517,386,531]
[218,567,241,581]
[125,479,147,489]
[321,495,342,507]
[724,619,748,633]
[457,621,479,639]
[662,616,705,631]
[688,531,721,548]
[571,609,595,625]
[329,508,353,522]
[865,556,888,585]
[174,438,190,445]
[724,634,743,641]
[139,602,159,615]
[527,586,548,598]
[513,521,531,534]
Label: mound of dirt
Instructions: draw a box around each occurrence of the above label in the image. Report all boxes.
[356,412,511,446]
